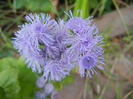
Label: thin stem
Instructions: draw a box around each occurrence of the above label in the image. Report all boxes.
[91,3,101,17]
[65,0,68,11]
[112,0,133,50]
[83,76,88,99]
[112,0,130,38]
[123,90,133,99]
[98,59,117,99]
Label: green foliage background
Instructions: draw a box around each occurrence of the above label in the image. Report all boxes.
[0,57,37,99]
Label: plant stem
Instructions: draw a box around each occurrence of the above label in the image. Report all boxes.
[112,0,130,38]
[83,76,88,99]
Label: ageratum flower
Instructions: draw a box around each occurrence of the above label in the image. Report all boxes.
[13,13,59,73]
[36,76,46,88]
[36,89,46,99]
[55,19,70,51]
[36,82,55,99]
[13,10,105,81]
[36,77,55,98]
[65,10,93,34]
[43,58,72,81]
[79,50,105,78]
[44,83,54,95]
[13,23,45,73]
[64,10,105,78]
[51,91,58,99]
[41,19,73,81]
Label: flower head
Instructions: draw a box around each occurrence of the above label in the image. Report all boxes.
[36,89,46,99]
[64,10,105,78]
[36,76,46,88]
[43,58,72,81]
[51,91,58,99]
[13,13,58,73]
[13,10,105,81]
[79,50,105,78]
[65,10,93,34]
[44,83,54,95]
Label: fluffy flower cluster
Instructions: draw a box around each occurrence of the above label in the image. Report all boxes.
[36,77,58,99]
[13,10,105,81]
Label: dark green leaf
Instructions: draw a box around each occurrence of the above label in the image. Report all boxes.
[0,57,37,99]
[89,0,98,9]
[24,0,58,14]
[0,69,20,99]
[16,0,24,9]
[0,87,6,99]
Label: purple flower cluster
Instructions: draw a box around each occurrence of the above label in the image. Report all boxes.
[36,77,58,99]
[13,10,105,81]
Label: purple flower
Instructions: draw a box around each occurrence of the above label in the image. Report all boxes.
[55,19,70,50]
[36,89,46,99]
[64,10,105,78]
[13,13,58,73]
[36,81,55,99]
[13,23,45,73]
[43,58,72,81]
[41,19,73,81]
[51,91,58,99]
[79,50,105,78]
[63,11,97,60]
[64,24,101,61]
[13,10,105,81]
[36,76,46,88]
[36,77,55,98]
[65,10,93,34]
[44,83,54,94]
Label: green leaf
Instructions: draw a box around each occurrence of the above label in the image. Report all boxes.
[51,74,74,90]
[61,75,74,85]
[16,0,24,9]
[89,0,99,9]
[24,0,58,14]
[73,0,82,17]
[0,57,37,98]
[51,81,63,89]
[73,0,89,18]
[0,87,6,99]
[104,0,112,13]
[123,36,130,42]
[99,0,108,16]
[81,0,89,18]
[0,69,20,99]
[0,58,13,74]
[17,63,37,98]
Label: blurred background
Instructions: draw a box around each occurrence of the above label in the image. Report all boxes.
[0,0,133,99]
